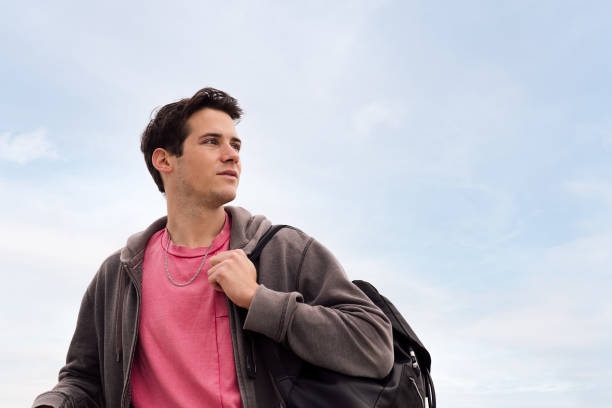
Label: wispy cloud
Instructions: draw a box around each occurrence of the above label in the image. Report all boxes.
[564,179,612,204]
[351,100,405,137]
[0,128,58,164]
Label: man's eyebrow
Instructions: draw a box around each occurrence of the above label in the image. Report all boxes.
[198,133,242,143]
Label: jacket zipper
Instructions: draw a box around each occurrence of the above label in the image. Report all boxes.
[409,376,426,408]
[227,298,251,408]
[120,264,141,408]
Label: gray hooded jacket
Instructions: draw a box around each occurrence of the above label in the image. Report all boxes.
[33,206,394,407]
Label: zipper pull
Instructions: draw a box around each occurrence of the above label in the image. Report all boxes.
[410,348,421,377]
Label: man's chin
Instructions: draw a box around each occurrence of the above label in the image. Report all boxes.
[208,190,237,207]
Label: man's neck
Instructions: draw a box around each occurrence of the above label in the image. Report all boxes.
[165,199,227,248]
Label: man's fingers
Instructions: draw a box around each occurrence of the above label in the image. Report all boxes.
[208,253,226,266]
[207,263,218,277]
[206,249,257,308]
[207,268,225,292]
[209,249,245,266]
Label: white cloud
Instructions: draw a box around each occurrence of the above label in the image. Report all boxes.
[436,230,612,406]
[574,121,612,150]
[461,230,612,355]
[564,179,612,204]
[0,128,58,164]
[351,100,405,137]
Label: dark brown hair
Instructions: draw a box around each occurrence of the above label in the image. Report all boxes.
[140,87,243,192]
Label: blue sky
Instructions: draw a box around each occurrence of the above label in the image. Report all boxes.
[1,1,611,407]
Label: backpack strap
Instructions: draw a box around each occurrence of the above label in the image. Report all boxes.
[248,224,291,264]
[243,224,292,378]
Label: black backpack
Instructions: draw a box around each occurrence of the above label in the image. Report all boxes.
[245,225,436,408]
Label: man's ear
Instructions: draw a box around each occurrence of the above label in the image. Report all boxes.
[152,148,173,174]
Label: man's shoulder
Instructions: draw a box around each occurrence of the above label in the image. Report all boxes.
[92,248,123,282]
[101,247,123,268]
[273,224,312,246]
[259,224,344,275]
[258,223,317,261]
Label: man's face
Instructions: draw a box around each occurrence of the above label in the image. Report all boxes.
[171,107,241,207]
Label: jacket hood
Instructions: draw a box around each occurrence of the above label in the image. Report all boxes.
[119,206,272,269]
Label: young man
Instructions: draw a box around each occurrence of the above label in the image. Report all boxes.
[33,87,394,407]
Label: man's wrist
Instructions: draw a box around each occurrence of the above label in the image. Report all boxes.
[245,283,260,309]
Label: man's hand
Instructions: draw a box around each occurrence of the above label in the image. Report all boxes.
[207,249,259,308]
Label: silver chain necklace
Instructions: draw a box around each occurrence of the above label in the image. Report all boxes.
[164,228,212,287]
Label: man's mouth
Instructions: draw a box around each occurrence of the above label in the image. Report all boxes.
[217,170,238,178]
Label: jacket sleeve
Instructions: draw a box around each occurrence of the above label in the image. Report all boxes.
[243,237,394,379]
[32,279,103,408]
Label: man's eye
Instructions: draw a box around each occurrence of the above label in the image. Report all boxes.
[202,139,217,144]
[232,144,241,151]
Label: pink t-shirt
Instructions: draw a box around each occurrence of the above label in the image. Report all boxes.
[131,213,242,407]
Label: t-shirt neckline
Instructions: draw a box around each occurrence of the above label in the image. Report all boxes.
[160,213,231,259]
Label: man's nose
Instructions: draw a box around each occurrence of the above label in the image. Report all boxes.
[221,142,239,162]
